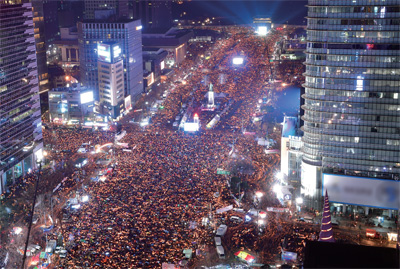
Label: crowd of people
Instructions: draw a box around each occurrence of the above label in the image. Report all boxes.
[0,25,337,269]
[60,131,236,267]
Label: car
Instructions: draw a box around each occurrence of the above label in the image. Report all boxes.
[59,249,67,258]
[55,246,63,254]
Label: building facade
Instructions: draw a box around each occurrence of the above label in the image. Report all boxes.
[84,0,129,20]
[97,42,125,118]
[0,1,43,193]
[78,19,143,104]
[48,84,94,125]
[130,0,172,30]
[302,0,400,211]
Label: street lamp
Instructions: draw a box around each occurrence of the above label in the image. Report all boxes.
[21,157,43,269]
[296,197,303,205]
[255,191,263,199]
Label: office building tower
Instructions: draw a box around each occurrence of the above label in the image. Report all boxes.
[78,19,143,104]
[98,42,125,118]
[84,0,129,20]
[58,0,84,28]
[0,1,43,193]
[31,0,49,95]
[302,0,400,211]
[130,0,172,30]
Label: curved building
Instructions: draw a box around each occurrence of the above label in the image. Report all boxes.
[302,0,400,211]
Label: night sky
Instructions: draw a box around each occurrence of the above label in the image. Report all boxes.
[173,0,308,25]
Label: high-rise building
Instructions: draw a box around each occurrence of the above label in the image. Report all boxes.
[31,0,59,112]
[84,0,129,20]
[78,19,143,105]
[0,1,43,193]
[302,0,400,211]
[97,42,125,118]
[130,0,172,30]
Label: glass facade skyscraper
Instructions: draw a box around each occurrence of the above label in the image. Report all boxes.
[302,0,400,206]
[0,1,43,193]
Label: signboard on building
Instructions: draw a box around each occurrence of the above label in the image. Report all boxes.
[323,174,400,210]
[124,96,132,111]
[98,43,111,63]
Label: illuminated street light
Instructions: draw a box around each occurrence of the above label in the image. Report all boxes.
[273,184,281,194]
[275,172,283,181]
[255,191,263,199]
[258,219,264,225]
[296,197,303,205]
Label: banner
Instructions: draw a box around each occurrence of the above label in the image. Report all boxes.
[216,205,233,214]
[266,207,289,213]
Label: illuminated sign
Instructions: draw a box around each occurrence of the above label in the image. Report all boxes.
[98,43,111,63]
[323,174,400,210]
[113,45,122,59]
[232,57,244,65]
[80,91,94,104]
[184,122,199,132]
[160,61,165,70]
[136,25,142,30]
[124,95,132,111]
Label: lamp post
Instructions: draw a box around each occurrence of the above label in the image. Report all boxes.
[21,157,43,269]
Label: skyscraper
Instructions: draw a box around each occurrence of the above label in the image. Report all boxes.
[302,0,400,210]
[84,0,129,20]
[0,0,43,193]
[78,19,143,104]
[130,0,172,30]
[97,42,125,118]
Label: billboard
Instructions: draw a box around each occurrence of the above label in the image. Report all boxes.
[232,57,244,65]
[80,91,94,104]
[281,250,297,262]
[323,174,400,210]
[124,95,132,111]
[98,43,111,63]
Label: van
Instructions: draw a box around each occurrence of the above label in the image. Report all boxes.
[216,246,225,259]
[214,237,222,246]
[216,225,228,237]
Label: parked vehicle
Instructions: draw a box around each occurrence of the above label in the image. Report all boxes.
[215,225,228,237]
[366,229,381,239]
[216,246,225,259]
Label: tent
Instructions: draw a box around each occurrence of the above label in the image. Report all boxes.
[234,251,255,263]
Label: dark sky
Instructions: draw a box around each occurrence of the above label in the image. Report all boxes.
[173,1,308,25]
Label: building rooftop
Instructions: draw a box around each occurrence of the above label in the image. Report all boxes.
[50,84,88,93]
